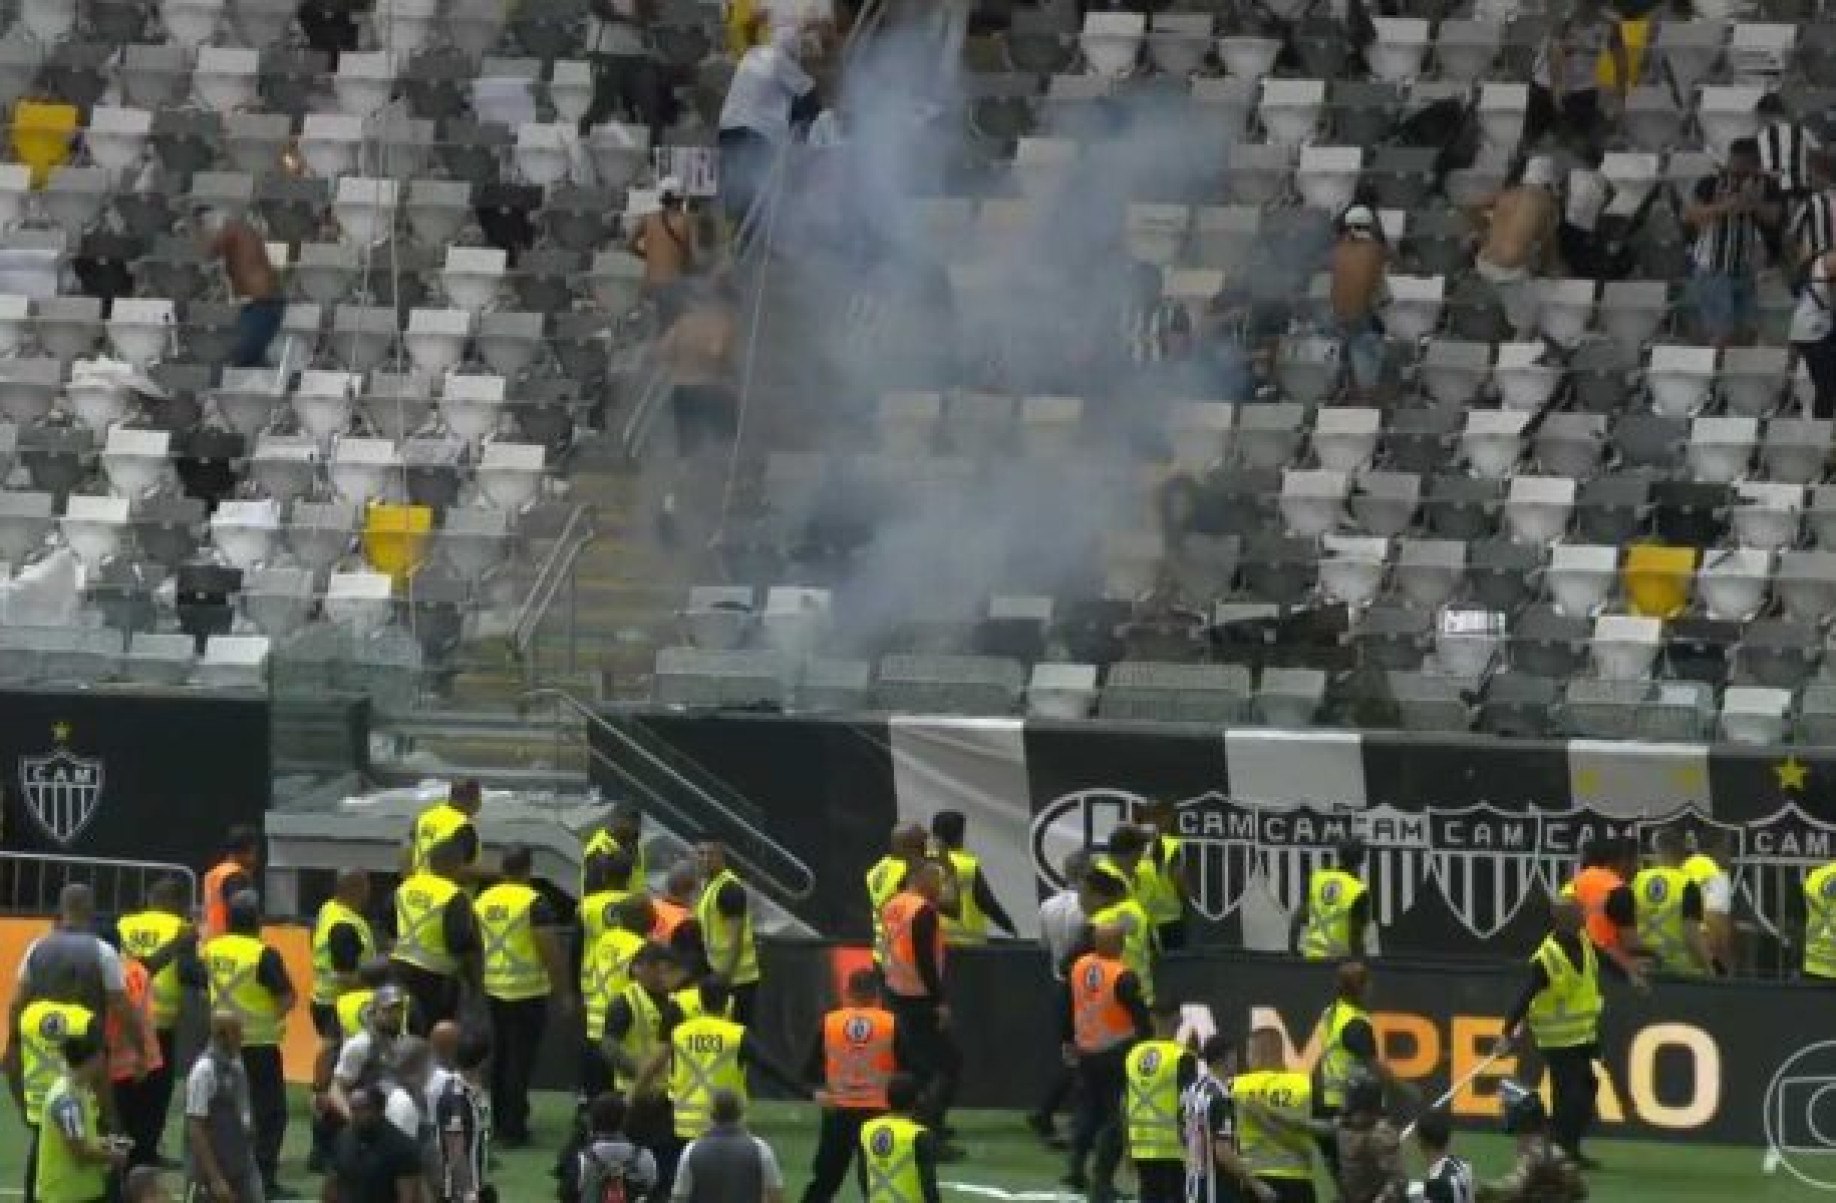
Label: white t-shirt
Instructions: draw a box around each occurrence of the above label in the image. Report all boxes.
[1792,255,1833,345]
[1564,169,1610,233]
[1039,890,1086,980]
[385,1086,424,1140]
[717,44,814,141]
[1698,869,1734,917]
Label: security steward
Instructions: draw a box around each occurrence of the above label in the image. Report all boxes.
[605,944,687,1194]
[860,1073,942,1203]
[1292,838,1371,961]
[580,848,639,960]
[662,977,752,1142]
[1138,801,1190,951]
[202,827,261,940]
[308,869,374,1150]
[1806,850,1836,982]
[1232,1026,1317,1203]
[930,811,1017,946]
[405,778,486,887]
[390,838,482,1034]
[656,862,707,967]
[1062,922,1152,1203]
[584,895,656,1099]
[1563,839,1646,984]
[675,974,737,1020]
[476,844,571,1148]
[1123,1001,1192,1203]
[105,952,164,1170]
[1083,867,1159,1006]
[1312,962,1407,1177]
[694,840,762,1023]
[203,890,295,1199]
[36,1027,126,1203]
[1481,1085,1587,1202]
[117,875,201,1165]
[1683,831,1734,974]
[867,824,928,965]
[802,969,900,1203]
[879,860,962,1154]
[8,997,98,1203]
[1632,829,1710,976]
[1501,898,1609,1171]
[583,801,647,895]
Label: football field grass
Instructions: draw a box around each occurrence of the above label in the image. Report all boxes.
[1,1090,1827,1203]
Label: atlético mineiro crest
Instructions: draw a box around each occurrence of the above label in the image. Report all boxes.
[19,722,104,847]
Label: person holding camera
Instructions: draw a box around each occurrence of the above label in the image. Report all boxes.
[1684,137,1785,349]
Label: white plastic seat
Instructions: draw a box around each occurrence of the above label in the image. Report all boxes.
[84,107,153,174]
[0,293,27,357]
[334,177,400,247]
[377,0,438,54]
[1297,145,1362,213]
[333,51,397,116]
[1505,474,1575,544]
[440,372,506,443]
[1477,82,1528,150]
[549,61,594,127]
[1648,344,1717,417]
[1396,539,1464,609]
[160,0,224,45]
[1312,407,1380,472]
[293,370,359,440]
[1601,153,1659,213]
[105,298,172,368]
[328,436,400,504]
[1729,21,1794,78]
[1732,481,1802,549]
[1765,419,1832,484]
[1462,409,1530,478]
[1655,21,1727,98]
[1423,339,1490,407]
[1698,547,1772,620]
[1537,278,1595,348]
[1259,78,1325,148]
[1279,468,1348,537]
[293,243,358,306]
[514,122,571,188]
[1719,346,1789,416]
[1013,137,1077,200]
[60,494,128,565]
[197,635,269,689]
[1029,663,1099,720]
[1721,685,1791,746]
[1382,274,1443,342]
[1148,13,1211,75]
[1367,17,1430,82]
[1169,401,1234,471]
[1698,84,1762,160]
[1319,534,1388,607]
[329,306,395,373]
[0,164,30,231]
[1687,415,1757,483]
[404,309,473,378]
[1081,11,1146,77]
[324,569,394,635]
[476,440,544,510]
[761,585,832,660]
[1274,336,1337,405]
[1591,614,1662,680]
[251,434,320,502]
[1124,203,1188,266]
[1600,281,1668,354]
[101,428,171,498]
[193,47,258,113]
[1547,544,1618,617]
[1218,36,1280,80]
[22,0,76,41]
[1778,550,1836,622]
[407,179,472,248]
[1492,341,1561,410]
[586,122,650,191]
[210,498,282,570]
[442,247,507,315]
[300,113,364,179]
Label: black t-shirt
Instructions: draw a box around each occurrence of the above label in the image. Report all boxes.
[255,947,292,997]
[443,896,480,958]
[325,922,368,976]
[1339,1016,1377,1060]
[330,1121,424,1203]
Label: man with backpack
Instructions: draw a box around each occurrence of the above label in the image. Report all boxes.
[562,1093,658,1203]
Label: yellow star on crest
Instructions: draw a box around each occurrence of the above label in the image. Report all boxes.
[1777,756,1810,792]
[1672,762,1707,790]
[50,721,71,743]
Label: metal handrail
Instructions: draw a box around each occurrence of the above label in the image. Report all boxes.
[524,687,816,904]
[0,851,197,918]
[510,501,596,659]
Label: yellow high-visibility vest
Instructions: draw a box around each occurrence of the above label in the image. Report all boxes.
[19,1001,94,1125]
[310,899,376,1006]
[612,983,666,1092]
[476,882,549,1001]
[36,1074,106,1203]
[393,873,462,976]
[940,850,989,945]
[1299,869,1367,960]
[1632,866,1698,975]
[1135,835,1184,926]
[335,988,374,1038]
[117,910,186,1027]
[866,856,908,964]
[1806,862,1836,980]
[408,802,474,875]
[586,928,647,1042]
[1316,999,1370,1110]
[698,868,760,985]
[861,1115,928,1203]
[1091,898,1157,1005]
[1233,1070,1314,1180]
[1124,1038,1184,1162]
[669,1015,747,1138]
[1526,935,1602,1049]
[204,933,285,1046]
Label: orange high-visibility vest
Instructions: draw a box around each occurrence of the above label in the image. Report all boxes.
[202,859,244,939]
[1569,866,1626,952]
[107,959,163,1084]
[881,892,943,1000]
[653,899,691,943]
[823,1006,897,1110]
[1070,952,1137,1053]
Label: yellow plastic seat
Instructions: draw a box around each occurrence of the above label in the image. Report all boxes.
[11,100,78,189]
[1623,544,1697,619]
[361,503,434,587]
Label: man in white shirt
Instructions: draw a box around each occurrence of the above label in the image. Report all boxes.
[716,24,818,233]
[1027,850,1090,1148]
[1559,144,1612,281]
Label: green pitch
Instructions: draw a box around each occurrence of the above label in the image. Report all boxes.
[1,1093,1825,1202]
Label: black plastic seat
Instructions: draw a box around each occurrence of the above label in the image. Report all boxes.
[176,562,243,650]
[1666,617,1738,686]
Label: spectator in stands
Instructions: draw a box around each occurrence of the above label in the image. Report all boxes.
[1474,156,1561,338]
[1528,0,1627,146]
[628,177,700,323]
[1684,137,1784,349]
[1787,152,1836,273]
[1791,235,1836,418]
[1759,92,1821,203]
[656,278,740,544]
[1330,206,1389,401]
[193,209,282,369]
[582,0,670,142]
[717,25,820,238]
[1559,142,1612,279]
[295,0,359,65]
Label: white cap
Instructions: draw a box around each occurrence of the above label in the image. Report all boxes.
[658,175,683,198]
[1342,205,1376,230]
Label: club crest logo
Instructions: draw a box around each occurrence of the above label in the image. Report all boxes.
[18,722,104,847]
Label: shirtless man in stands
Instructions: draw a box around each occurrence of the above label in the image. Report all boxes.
[628,175,698,321]
[1330,206,1390,400]
[197,210,283,369]
[1474,156,1561,338]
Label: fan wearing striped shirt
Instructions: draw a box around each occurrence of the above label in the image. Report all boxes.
[1786,153,1836,272]
[1179,1036,1271,1203]
[1409,1111,1473,1203]
[1683,138,1785,349]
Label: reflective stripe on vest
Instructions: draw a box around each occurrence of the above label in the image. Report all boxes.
[824,1006,896,1110]
[20,1001,94,1125]
[393,874,461,976]
[1070,953,1136,1053]
[1232,1070,1314,1180]
[670,1016,748,1139]
[477,882,549,1000]
[861,1116,928,1203]
[336,988,374,1038]
[1124,1038,1184,1162]
[310,899,377,1006]
[1299,869,1366,961]
[614,984,666,1092]
[1090,899,1157,1005]
[117,910,185,1027]
[587,929,647,1041]
[1316,999,1369,1110]
[881,892,943,999]
[1632,866,1697,975]
[205,933,284,1046]
[866,857,909,964]
[1526,935,1602,1049]
[940,850,987,946]
[697,869,760,985]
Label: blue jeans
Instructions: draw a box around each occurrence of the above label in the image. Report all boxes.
[1338,315,1384,391]
[1690,268,1754,344]
[231,296,284,368]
